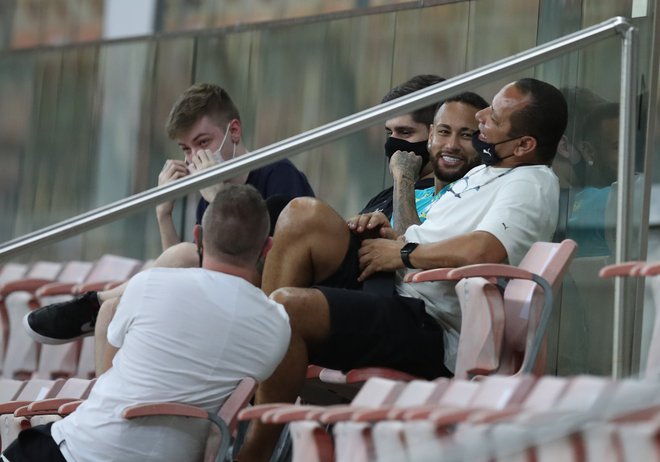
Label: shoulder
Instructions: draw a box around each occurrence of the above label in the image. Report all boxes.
[251,159,301,176]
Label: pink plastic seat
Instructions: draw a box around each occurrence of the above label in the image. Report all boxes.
[1,378,95,449]
[123,377,257,462]
[1,262,64,379]
[0,378,65,450]
[411,239,578,378]
[32,255,142,380]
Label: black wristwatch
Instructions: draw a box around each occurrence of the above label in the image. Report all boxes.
[400,242,419,269]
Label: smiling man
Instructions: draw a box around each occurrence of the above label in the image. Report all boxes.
[238,78,567,461]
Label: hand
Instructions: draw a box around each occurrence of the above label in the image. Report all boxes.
[347,212,391,239]
[187,149,224,202]
[156,159,189,216]
[390,150,421,182]
[357,238,406,281]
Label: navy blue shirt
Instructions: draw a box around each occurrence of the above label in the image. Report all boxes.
[196,158,315,224]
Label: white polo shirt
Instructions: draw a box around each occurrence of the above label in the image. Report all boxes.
[395,164,559,371]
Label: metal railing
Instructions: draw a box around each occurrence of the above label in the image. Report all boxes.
[0,16,639,375]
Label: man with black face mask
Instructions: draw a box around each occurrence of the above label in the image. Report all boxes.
[359,74,445,220]
[239,78,568,462]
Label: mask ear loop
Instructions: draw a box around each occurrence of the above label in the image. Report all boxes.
[194,224,203,267]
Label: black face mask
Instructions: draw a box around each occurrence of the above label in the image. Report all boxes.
[471,131,521,166]
[384,137,430,173]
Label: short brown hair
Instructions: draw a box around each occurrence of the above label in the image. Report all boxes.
[202,184,270,266]
[165,83,241,139]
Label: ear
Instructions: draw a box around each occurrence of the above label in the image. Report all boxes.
[427,125,434,151]
[557,135,570,159]
[228,118,242,144]
[193,224,202,245]
[513,135,537,157]
[261,236,273,259]
[578,140,596,165]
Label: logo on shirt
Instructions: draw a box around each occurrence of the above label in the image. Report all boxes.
[502,222,510,230]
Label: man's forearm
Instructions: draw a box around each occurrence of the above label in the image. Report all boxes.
[392,175,421,235]
[405,231,507,270]
[157,211,181,251]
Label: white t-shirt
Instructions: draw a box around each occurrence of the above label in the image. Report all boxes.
[52,267,290,462]
[395,164,559,371]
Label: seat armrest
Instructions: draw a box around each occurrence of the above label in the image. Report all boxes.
[345,367,419,383]
[1,279,54,296]
[599,261,646,278]
[17,398,81,417]
[448,263,533,281]
[75,282,112,293]
[123,403,208,420]
[237,403,293,421]
[0,401,33,414]
[641,263,660,277]
[350,406,396,422]
[36,282,76,297]
[409,268,456,282]
[57,400,84,415]
[263,405,324,424]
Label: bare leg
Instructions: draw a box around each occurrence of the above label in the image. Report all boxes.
[237,287,331,461]
[94,298,120,376]
[262,197,352,295]
[96,243,199,303]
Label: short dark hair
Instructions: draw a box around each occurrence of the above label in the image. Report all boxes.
[560,86,608,141]
[582,102,619,145]
[381,74,446,126]
[441,91,489,113]
[509,78,568,164]
[202,184,269,265]
[166,83,241,139]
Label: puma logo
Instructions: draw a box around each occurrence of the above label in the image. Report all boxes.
[80,321,95,334]
[484,148,492,156]
[502,222,509,230]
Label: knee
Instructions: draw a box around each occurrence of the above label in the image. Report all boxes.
[156,242,198,268]
[270,287,302,313]
[270,288,330,341]
[95,298,119,337]
[275,198,339,236]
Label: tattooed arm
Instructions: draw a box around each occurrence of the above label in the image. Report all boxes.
[390,150,422,235]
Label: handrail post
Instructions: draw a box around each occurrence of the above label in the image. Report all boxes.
[612,22,638,378]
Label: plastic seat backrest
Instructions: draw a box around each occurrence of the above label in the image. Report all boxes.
[83,254,142,284]
[0,265,28,286]
[499,239,577,375]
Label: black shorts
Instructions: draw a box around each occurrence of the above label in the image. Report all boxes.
[310,287,453,379]
[2,423,66,462]
[317,232,363,290]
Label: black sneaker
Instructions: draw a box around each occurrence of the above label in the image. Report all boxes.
[23,291,101,345]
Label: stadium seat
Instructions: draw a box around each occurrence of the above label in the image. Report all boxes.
[123,377,257,462]
[0,377,95,450]
[33,254,142,380]
[0,378,65,450]
[1,262,64,378]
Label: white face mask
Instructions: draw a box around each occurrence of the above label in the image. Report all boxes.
[211,122,237,163]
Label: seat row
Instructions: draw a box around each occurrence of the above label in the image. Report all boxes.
[238,373,660,461]
[0,255,145,380]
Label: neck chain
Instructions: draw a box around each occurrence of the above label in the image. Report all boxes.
[445,165,521,199]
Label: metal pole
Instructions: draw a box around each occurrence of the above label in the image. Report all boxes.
[612,22,638,378]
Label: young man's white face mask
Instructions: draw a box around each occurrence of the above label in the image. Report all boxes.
[211,122,237,163]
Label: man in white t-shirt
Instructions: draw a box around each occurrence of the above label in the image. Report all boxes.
[3,185,291,462]
[238,78,568,461]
